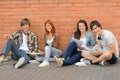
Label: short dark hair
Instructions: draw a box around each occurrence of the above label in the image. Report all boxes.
[20,18,30,27]
[90,20,102,30]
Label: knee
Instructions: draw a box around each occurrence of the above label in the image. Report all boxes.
[104,52,112,60]
[70,41,77,47]
[6,39,14,44]
[45,46,50,51]
[81,51,90,57]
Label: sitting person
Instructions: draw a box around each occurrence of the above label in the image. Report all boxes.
[82,20,119,66]
[38,19,62,67]
[0,18,39,69]
[54,19,95,67]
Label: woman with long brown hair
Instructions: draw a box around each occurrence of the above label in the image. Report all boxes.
[54,19,95,67]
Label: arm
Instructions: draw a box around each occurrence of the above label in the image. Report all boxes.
[33,35,39,52]
[52,34,59,48]
[108,43,116,54]
[4,30,20,40]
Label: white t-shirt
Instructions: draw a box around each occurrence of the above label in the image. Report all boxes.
[46,36,54,47]
[19,33,30,51]
[80,37,87,48]
[97,30,119,58]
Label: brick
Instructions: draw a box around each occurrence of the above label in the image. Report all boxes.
[0,0,120,51]
[103,2,117,6]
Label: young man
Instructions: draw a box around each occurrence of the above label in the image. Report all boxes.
[82,20,119,66]
[0,18,38,68]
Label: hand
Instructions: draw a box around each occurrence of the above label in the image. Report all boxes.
[78,46,84,50]
[40,51,45,56]
[4,34,12,40]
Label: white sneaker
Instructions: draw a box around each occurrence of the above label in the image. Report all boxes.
[75,62,87,67]
[38,61,50,67]
[15,57,25,69]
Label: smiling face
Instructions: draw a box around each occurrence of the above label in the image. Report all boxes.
[92,25,102,36]
[45,23,52,32]
[78,23,86,32]
[22,24,30,34]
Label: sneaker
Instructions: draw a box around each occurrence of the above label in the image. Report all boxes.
[54,56,63,67]
[80,58,91,65]
[14,57,25,69]
[99,60,110,67]
[38,60,50,67]
[75,62,87,67]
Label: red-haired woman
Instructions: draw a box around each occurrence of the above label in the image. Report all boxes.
[38,19,62,67]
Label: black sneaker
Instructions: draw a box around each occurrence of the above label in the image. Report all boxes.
[99,60,110,67]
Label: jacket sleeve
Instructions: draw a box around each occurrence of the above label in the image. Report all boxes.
[52,34,59,49]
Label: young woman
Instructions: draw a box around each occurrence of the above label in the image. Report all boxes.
[38,19,62,67]
[54,19,95,67]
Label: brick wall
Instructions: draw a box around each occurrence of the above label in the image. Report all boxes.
[0,0,120,52]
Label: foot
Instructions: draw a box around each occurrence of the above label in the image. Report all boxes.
[54,56,63,67]
[99,60,110,67]
[75,62,87,67]
[14,57,25,69]
[0,58,4,66]
[38,60,50,67]
[0,55,5,66]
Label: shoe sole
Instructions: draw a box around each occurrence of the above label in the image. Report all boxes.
[15,57,25,69]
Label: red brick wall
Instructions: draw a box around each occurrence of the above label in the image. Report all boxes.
[0,0,120,52]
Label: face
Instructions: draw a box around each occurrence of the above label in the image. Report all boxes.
[78,23,86,32]
[22,24,30,33]
[45,23,52,32]
[92,25,102,35]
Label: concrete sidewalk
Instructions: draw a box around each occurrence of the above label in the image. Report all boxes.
[0,60,120,80]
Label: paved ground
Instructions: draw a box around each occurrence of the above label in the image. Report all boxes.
[0,59,120,80]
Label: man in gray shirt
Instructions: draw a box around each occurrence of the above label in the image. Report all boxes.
[82,20,119,66]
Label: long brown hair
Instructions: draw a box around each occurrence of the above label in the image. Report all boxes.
[74,20,88,39]
[44,19,56,36]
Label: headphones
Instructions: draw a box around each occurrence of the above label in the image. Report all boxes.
[97,35,102,40]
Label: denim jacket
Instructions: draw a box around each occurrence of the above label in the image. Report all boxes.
[72,31,95,47]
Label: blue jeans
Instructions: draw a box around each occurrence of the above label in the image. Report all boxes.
[63,41,83,65]
[1,39,30,66]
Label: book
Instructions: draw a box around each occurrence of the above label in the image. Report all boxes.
[71,38,83,46]
[26,51,41,56]
[84,45,103,53]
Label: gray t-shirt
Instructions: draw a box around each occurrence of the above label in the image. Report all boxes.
[96,30,119,58]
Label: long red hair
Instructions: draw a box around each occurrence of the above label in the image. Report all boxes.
[44,19,56,36]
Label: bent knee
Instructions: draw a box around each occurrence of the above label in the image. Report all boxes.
[45,46,50,50]
[104,52,112,60]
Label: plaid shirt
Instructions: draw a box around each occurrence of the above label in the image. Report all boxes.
[12,30,38,52]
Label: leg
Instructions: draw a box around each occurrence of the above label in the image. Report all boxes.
[63,51,83,65]
[14,50,31,68]
[38,46,50,67]
[81,51,97,61]
[92,52,112,63]
[50,47,62,58]
[63,41,78,59]
[44,46,51,61]
[54,51,83,67]
[1,40,20,61]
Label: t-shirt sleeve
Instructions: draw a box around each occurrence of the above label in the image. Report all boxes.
[106,33,115,44]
